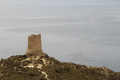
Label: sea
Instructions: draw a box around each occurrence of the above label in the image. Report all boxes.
[0,0,120,72]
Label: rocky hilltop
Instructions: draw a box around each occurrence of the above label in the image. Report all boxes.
[0,54,120,80]
[0,34,120,80]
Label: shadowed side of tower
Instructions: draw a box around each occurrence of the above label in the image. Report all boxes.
[26,34,43,56]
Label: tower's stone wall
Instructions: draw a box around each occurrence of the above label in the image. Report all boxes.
[26,34,43,55]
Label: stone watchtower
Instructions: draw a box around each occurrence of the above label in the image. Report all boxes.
[26,34,43,55]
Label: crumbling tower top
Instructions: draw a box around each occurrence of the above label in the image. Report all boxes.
[26,34,43,56]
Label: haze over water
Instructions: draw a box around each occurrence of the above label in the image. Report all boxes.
[0,0,120,71]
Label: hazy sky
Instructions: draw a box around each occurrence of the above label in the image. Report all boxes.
[0,0,120,71]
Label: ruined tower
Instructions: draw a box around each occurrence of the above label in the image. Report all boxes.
[26,34,43,55]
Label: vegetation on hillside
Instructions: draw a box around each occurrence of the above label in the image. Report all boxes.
[0,54,120,80]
